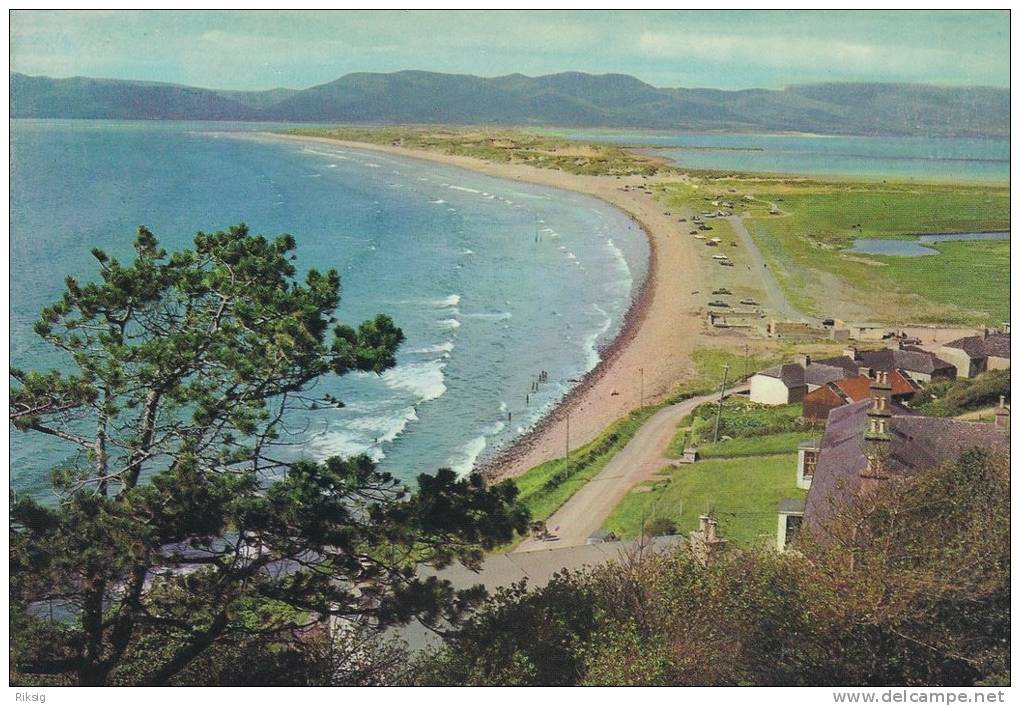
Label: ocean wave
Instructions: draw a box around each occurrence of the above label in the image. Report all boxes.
[584,303,614,369]
[449,185,481,194]
[381,360,447,402]
[430,294,461,308]
[605,238,631,275]
[448,418,507,476]
[304,429,386,463]
[461,248,475,255]
[449,435,488,476]
[409,340,455,355]
[345,405,419,444]
[429,199,447,204]
[437,318,461,330]
[464,311,512,321]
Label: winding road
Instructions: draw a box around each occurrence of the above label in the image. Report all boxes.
[514,383,749,553]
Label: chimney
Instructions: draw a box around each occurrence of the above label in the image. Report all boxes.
[865,372,893,442]
[796,353,811,368]
[860,453,888,488]
[689,514,728,566]
[843,346,858,361]
[994,396,1010,433]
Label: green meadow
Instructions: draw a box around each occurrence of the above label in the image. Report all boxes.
[659,178,1010,325]
[607,402,814,547]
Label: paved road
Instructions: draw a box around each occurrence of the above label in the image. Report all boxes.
[514,384,750,552]
[725,215,818,324]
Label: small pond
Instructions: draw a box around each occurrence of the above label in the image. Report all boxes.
[847,231,1009,257]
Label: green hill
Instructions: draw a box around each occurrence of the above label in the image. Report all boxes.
[10,70,1009,137]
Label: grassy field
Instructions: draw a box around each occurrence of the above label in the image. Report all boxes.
[873,240,1010,324]
[668,398,817,457]
[697,431,820,459]
[657,178,1009,325]
[286,126,667,176]
[603,451,805,547]
[605,398,813,546]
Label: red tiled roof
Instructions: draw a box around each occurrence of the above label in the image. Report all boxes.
[832,371,917,401]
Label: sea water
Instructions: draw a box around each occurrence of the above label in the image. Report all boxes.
[10,120,648,497]
[553,130,1009,183]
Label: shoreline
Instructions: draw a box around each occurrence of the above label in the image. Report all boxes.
[259,131,707,481]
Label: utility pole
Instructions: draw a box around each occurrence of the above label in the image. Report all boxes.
[565,413,571,461]
[743,344,749,380]
[639,367,645,408]
[713,364,730,443]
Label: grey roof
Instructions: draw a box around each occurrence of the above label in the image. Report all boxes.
[855,348,955,375]
[759,360,853,388]
[812,355,860,376]
[804,362,853,387]
[778,497,806,514]
[759,363,806,387]
[944,333,1011,360]
[804,401,1009,535]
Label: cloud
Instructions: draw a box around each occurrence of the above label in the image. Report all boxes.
[636,30,968,77]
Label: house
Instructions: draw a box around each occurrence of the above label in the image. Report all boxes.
[776,498,806,552]
[846,345,956,383]
[802,370,919,422]
[939,331,1011,378]
[749,354,857,405]
[751,364,807,405]
[777,375,1009,550]
[831,321,892,341]
[767,319,828,340]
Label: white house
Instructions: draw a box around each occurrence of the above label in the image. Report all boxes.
[749,355,857,406]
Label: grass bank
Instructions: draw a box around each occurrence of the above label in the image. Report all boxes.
[285,126,667,177]
[512,404,662,523]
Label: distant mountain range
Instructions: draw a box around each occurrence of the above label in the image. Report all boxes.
[10,70,1009,138]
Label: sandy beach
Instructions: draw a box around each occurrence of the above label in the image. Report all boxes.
[266,133,710,480]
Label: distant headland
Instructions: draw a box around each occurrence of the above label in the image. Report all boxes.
[10,70,1009,139]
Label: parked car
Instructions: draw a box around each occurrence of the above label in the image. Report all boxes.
[822,318,835,327]
[739,298,758,305]
[712,288,732,295]
[708,300,730,308]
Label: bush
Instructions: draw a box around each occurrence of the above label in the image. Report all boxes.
[916,369,1010,416]
[415,451,1010,686]
[644,518,678,537]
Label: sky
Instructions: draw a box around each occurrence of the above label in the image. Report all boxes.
[10,10,1010,92]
